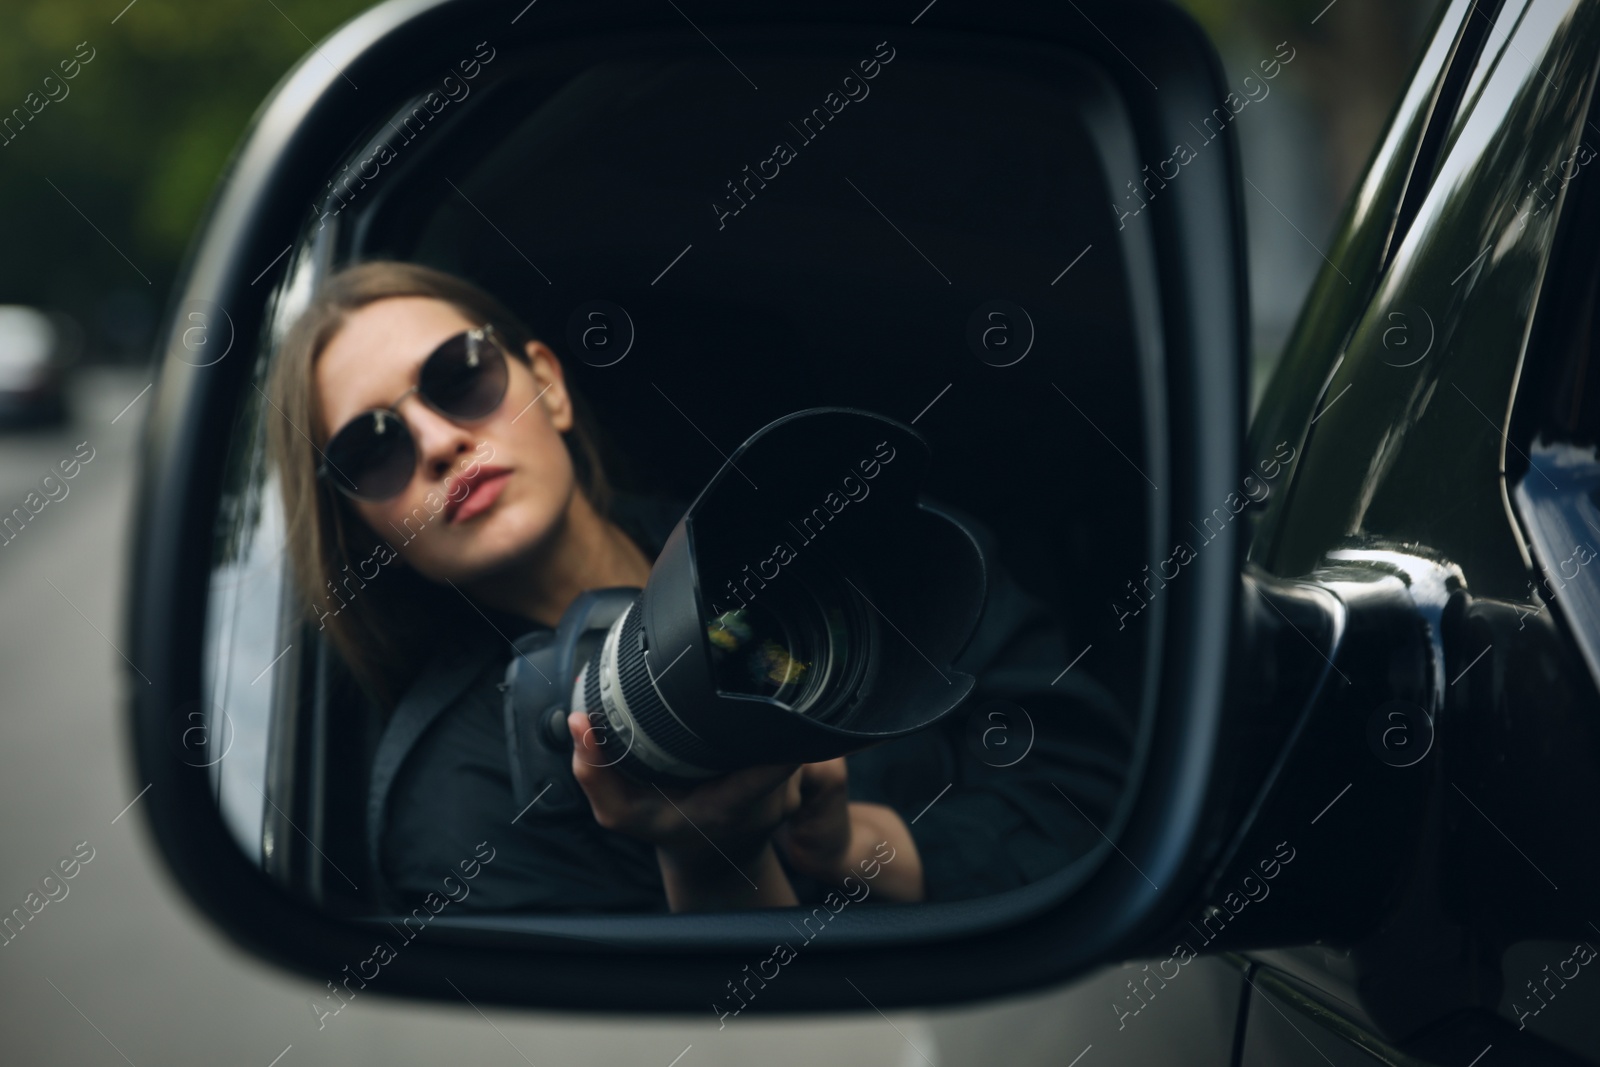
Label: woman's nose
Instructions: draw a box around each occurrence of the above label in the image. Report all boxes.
[399,397,477,483]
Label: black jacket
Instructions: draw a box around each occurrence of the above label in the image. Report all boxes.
[367,496,1133,912]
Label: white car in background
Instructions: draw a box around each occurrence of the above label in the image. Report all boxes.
[0,305,74,428]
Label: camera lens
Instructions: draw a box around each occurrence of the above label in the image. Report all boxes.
[506,410,987,787]
[704,575,871,725]
[707,602,813,703]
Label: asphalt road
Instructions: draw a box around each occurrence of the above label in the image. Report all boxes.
[0,367,1156,1067]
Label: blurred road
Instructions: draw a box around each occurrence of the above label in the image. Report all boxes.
[0,367,1143,1066]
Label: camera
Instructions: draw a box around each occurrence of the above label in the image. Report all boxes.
[503,408,986,792]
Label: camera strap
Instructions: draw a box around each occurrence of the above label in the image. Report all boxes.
[365,638,504,906]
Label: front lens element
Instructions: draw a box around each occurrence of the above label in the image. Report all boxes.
[708,601,815,704]
[704,576,869,720]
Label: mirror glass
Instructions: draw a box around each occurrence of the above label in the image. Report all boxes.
[204,29,1165,922]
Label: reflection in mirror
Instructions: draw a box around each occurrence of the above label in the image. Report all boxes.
[203,394,282,858]
[204,33,1164,922]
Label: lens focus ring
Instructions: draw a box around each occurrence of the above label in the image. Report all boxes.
[612,603,726,770]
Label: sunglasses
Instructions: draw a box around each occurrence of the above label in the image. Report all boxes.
[318,324,512,502]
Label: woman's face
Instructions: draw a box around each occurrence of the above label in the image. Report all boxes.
[315,296,578,585]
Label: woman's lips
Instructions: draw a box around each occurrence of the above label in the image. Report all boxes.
[448,469,512,524]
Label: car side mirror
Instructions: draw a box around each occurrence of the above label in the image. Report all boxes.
[128,0,1259,1016]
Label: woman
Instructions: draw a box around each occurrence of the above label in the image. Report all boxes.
[268,260,1131,914]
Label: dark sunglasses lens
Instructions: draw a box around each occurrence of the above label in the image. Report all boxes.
[420,331,507,419]
[326,411,415,500]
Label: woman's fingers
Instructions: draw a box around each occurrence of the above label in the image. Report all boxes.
[568,708,651,832]
[568,717,828,860]
[799,757,848,801]
[568,707,622,766]
[568,708,612,786]
[697,762,802,810]
[775,758,855,882]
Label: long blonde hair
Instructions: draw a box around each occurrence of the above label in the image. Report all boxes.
[266,261,611,709]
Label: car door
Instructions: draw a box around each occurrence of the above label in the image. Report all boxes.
[1239,0,1600,1063]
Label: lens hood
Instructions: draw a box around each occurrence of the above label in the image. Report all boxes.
[616,408,987,777]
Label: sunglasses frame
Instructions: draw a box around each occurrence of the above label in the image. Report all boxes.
[315,322,515,503]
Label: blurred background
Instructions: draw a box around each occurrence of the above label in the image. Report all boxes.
[0,1,1436,1063]
[0,0,1437,396]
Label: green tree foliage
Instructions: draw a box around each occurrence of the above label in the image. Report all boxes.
[0,0,373,358]
[0,0,1438,361]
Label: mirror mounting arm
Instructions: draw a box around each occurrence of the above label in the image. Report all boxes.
[1170,547,1591,1042]
[1156,552,1464,1027]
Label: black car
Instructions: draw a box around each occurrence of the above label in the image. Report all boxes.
[129,0,1600,1063]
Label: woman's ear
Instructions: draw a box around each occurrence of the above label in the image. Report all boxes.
[524,340,574,432]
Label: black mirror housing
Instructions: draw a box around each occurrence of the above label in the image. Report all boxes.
[127,0,1250,1014]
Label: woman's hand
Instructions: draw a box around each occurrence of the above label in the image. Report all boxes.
[774,758,852,881]
[567,709,802,911]
[774,758,928,903]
